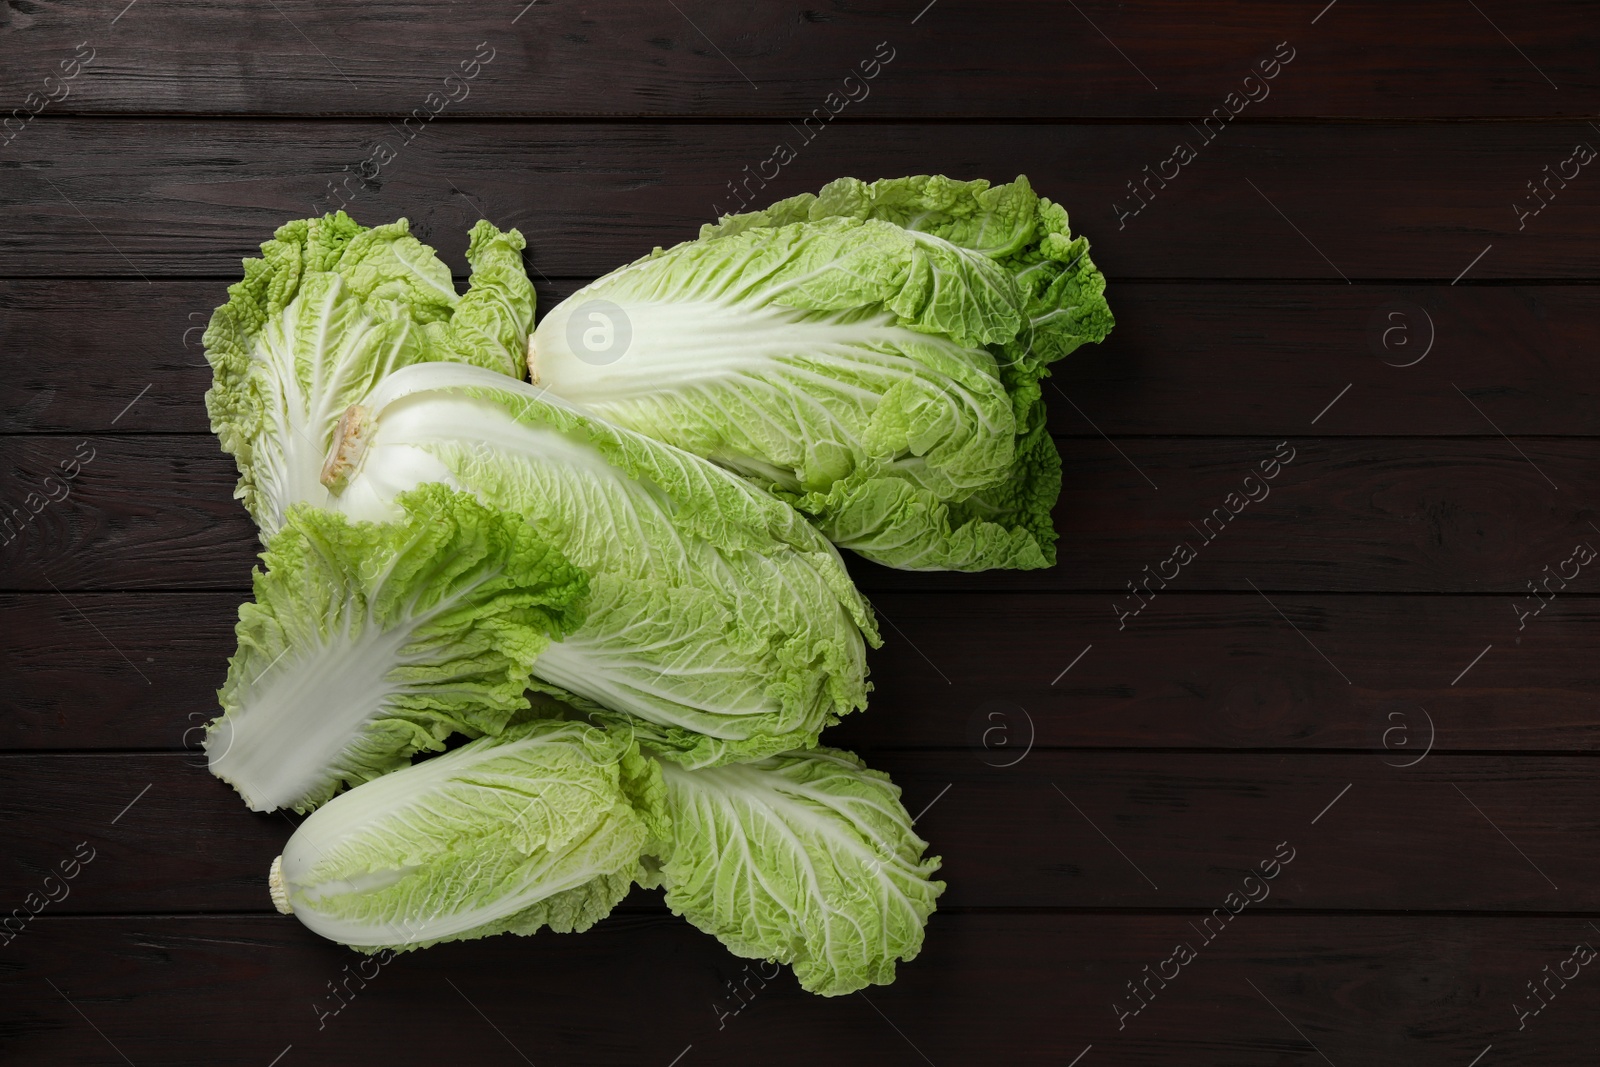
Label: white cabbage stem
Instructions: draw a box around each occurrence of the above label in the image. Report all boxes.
[269,855,293,914]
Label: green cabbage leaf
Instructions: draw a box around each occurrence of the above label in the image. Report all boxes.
[654,746,944,996]
[205,484,588,813]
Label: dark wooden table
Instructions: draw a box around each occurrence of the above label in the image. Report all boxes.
[4,2,1599,1063]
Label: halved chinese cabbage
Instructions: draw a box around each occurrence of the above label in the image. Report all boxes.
[204,212,531,538]
[205,484,588,813]
[529,175,1112,571]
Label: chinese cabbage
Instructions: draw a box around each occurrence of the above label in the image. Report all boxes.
[203,213,531,538]
[326,361,878,768]
[205,483,588,813]
[653,746,943,996]
[529,174,1112,571]
[272,719,664,950]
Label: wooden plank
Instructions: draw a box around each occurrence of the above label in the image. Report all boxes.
[0,435,250,592]
[863,433,1600,592]
[4,434,1594,593]
[2,913,1593,1065]
[4,122,1599,279]
[1,4,1591,1062]
[9,280,1600,437]
[829,592,1600,752]
[1,1,1594,118]
[5,592,1598,753]
[0,592,234,751]
[0,751,1592,912]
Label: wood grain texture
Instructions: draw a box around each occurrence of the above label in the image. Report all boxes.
[0,751,1590,912]
[5,592,1598,753]
[3,2,1599,1062]
[1,1,1595,118]
[8,280,1600,437]
[4,122,1599,279]
[2,914,1591,1066]
[4,435,1591,593]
